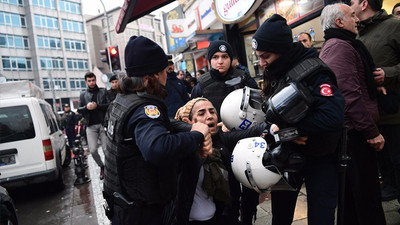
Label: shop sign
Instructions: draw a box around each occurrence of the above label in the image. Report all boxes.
[214,0,263,24]
[163,6,187,53]
[166,14,197,38]
[197,0,217,30]
[258,0,324,25]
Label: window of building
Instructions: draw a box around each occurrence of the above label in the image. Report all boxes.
[43,78,67,91]
[37,35,61,49]
[69,78,86,90]
[67,58,88,71]
[34,14,58,29]
[0,33,29,49]
[40,57,64,70]
[61,19,83,33]
[141,31,154,40]
[59,0,81,14]
[0,0,23,6]
[102,16,113,28]
[103,33,108,42]
[6,78,34,82]
[2,56,32,71]
[64,39,86,51]
[0,11,26,28]
[32,0,55,9]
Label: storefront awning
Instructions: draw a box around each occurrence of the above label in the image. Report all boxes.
[116,0,174,33]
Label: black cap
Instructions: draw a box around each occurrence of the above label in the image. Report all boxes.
[252,14,293,54]
[207,40,233,63]
[64,104,69,108]
[125,36,168,77]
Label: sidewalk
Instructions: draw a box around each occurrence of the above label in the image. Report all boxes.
[255,186,400,225]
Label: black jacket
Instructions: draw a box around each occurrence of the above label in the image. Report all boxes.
[77,85,110,126]
[264,43,345,156]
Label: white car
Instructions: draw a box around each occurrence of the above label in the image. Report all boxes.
[0,81,70,189]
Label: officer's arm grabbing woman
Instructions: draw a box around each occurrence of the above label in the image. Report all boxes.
[106,36,212,225]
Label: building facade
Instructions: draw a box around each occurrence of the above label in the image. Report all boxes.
[86,7,165,76]
[0,0,90,110]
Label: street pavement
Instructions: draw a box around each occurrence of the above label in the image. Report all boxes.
[84,147,400,225]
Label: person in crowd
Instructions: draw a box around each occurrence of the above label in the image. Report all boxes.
[196,69,205,80]
[173,97,278,225]
[319,3,386,224]
[62,104,78,148]
[393,2,400,19]
[297,32,314,48]
[191,40,260,224]
[191,40,258,119]
[232,56,250,75]
[350,0,400,204]
[103,36,212,225]
[252,14,345,225]
[165,57,189,118]
[185,73,193,94]
[177,70,185,80]
[77,72,110,180]
[108,75,119,102]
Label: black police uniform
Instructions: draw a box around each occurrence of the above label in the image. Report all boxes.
[105,92,204,225]
[62,109,78,147]
[264,44,345,225]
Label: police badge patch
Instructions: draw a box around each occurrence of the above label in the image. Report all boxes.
[219,45,227,52]
[144,105,160,118]
[252,39,258,50]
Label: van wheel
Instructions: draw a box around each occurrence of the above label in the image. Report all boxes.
[62,145,72,168]
[0,204,18,225]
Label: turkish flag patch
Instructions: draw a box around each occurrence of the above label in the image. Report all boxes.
[320,84,333,96]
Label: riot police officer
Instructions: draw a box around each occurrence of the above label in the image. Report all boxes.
[252,14,345,225]
[103,36,212,225]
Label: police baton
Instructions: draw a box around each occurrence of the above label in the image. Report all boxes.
[337,127,351,225]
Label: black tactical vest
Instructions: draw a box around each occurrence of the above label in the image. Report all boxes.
[104,93,176,205]
[199,68,249,115]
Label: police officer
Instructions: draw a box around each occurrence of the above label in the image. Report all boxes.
[191,40,258,119]
[61,104,78,148]
[252,14,345,225]
[103,36,212,225]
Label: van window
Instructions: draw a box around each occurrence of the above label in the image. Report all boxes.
[0,105,35,144]
[40,103,59,134]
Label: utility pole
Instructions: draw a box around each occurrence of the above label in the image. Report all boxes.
[99,0,113,72]
[48,70,57,112]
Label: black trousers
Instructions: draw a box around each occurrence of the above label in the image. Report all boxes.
[271,154,338,225]
[343,130,386,225]
[378,124,400,200]
[115,203,164,225]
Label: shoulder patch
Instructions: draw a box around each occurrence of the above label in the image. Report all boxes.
[320,84,333,96]
[144,105,160,119]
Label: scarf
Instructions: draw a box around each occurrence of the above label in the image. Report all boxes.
[202,147,231,203]
[324,28,377,99]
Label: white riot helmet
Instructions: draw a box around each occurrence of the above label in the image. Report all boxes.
[231,137,282,193]
[220,87,265,130]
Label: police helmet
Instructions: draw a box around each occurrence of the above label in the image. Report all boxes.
[220,87,265,130]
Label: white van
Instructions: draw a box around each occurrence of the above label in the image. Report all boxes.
[0,81,70,189]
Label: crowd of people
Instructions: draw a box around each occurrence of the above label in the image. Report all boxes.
[59,1,400,225]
